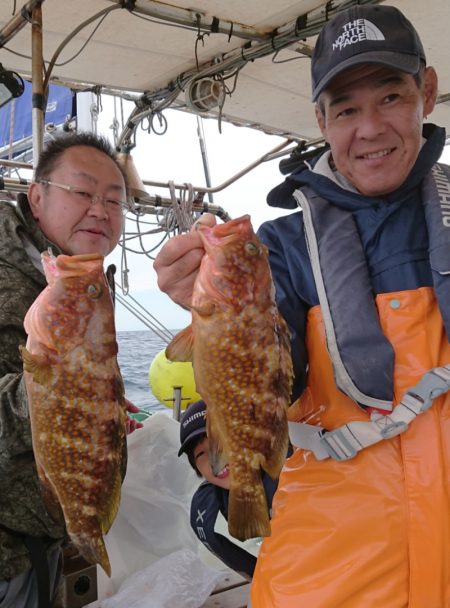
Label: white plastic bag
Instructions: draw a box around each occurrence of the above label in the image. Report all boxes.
[101,548,224,608]
[87,413,203,604]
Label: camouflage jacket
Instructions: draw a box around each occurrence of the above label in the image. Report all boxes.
[0,194,66,580]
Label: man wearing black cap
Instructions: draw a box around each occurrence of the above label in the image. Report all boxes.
[155,4,450,606]
[178,400,280,581]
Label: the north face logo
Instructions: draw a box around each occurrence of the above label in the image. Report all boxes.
[332,18,385,51]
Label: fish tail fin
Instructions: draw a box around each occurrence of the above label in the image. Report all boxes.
[165,325,194,361]
[263,425,289,479]
[78,535,112,578]
[227,472,271,542]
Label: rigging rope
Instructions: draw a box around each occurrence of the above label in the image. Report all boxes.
[115,290,174,343]
[120,221,130,295]
[168,180,195,232]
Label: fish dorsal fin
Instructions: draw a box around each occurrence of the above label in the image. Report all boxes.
[165,325,194,362]
[20,346,52,385]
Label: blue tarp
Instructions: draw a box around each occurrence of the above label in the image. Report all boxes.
[0,80,75,151]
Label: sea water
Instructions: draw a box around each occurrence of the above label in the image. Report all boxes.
[117,329,171,414]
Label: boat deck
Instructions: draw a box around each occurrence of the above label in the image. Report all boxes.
[201,572,250,608]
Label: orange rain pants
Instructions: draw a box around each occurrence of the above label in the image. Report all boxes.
[251,288,450,608]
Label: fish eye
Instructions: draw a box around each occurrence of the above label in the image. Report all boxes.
[87,283,103,299]
[244,241,259,256]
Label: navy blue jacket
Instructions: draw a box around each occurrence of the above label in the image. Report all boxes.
[258,124,446,400]
[190,473,279,579]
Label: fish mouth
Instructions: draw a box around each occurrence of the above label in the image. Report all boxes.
[59,252,103,262]
[198,215,253,249]
[215,464,230,480]
[50,252,105,277]
[212,215,251,237]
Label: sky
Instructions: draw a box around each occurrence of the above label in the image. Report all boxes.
[94,98,450,334]
[95,100,295,332]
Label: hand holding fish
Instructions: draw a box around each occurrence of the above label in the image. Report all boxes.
[124,398,144,434]
[153,213,216,308]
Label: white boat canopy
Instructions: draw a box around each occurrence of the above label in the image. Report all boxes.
[1,0,449,145]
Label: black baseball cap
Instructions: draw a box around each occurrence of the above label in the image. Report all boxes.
[311,5,426,101]
[178,399,207,457]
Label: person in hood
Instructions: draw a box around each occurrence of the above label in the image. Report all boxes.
[154,5,450,606]
[178,399,284,581]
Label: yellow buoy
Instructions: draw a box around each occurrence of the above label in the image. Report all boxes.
[149,348,201,410]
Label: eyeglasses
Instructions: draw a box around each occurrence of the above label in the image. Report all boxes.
[38,179,127,216]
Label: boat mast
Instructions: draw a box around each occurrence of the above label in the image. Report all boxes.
[196,116,214,204]
[31,2,45,166]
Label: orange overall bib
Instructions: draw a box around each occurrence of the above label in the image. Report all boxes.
[251,288,450,607]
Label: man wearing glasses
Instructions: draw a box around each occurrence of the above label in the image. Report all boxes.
[0,132,140,608]
[29,135,126,258]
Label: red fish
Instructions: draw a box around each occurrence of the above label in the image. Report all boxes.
[166,215,292,541]
[20,251,127,576]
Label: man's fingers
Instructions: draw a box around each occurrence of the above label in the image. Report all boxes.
[154,247,204,309]
[153,231,203,270]
[125,415,144,435]
[124,398,140,413]
[156,246,203,286]
[153,214,217,309]
[191,212,217,231]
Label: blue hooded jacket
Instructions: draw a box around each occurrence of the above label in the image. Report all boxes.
[258,124,446,400]
[190,473,278,579]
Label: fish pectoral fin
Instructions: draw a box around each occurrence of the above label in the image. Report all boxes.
[190,302,215,317]
[228,474,271,541]
[209,445,228,477]
[207,415,228,475]
[19,346,52,385]
[165,325,194,362]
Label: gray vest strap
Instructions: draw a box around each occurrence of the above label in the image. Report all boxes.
[294,162,450,411]
[289,364,450,461]
[423,164,450,337]
[294,187,394,410]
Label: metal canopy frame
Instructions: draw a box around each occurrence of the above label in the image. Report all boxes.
[0,0,449,203]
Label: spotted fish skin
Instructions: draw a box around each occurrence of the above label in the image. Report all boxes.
[166,215,292,541]
[21,252,127,577]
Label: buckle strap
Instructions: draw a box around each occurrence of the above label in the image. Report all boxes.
[289,364,450,462]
